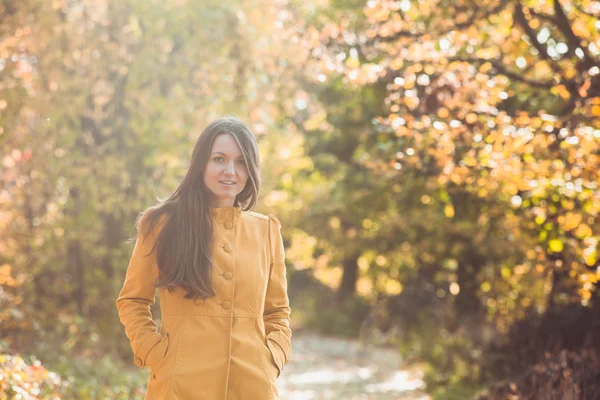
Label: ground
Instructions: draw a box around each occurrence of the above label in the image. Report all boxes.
[277,331,431,400]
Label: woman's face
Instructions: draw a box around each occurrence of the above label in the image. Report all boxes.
[203,133,249,207]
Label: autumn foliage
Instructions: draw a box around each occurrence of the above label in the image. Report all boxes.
[1,0,599,398]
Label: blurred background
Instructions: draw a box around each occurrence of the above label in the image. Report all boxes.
[1,0,599,399]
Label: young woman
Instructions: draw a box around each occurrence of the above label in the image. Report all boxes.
[116,116,292,400]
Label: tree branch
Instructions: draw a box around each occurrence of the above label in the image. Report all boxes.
[572,4,600,19]
[529,10,557,25]
[552,0,597,68]
[377,0,508,43]
[449,56,555,88]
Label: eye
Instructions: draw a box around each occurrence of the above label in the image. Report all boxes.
[214,157,224,162]
[237,159,246,165]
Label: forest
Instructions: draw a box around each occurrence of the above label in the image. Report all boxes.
[1,0,599,399]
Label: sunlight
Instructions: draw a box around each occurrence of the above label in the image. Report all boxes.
[365,370,425,393]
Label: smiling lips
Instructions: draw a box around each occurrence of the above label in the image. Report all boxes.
[220,180,236,186]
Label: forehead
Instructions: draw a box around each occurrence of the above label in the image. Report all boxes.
[211,133,243,156]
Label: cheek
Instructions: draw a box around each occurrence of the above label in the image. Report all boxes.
[239,167,250,181]
[204,164,218,181]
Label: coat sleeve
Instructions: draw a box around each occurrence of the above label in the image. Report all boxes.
[264,214,292,376]
[116,212,166,369]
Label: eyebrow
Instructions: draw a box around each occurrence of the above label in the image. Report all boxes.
[211,152,244,158]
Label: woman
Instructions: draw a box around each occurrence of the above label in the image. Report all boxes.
[116,116,292,400]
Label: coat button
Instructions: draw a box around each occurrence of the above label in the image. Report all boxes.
[135,357,143,367]
[222,300,231,309]
[223,243,233,253]
[224,221,234,229]
[223,271,233,280]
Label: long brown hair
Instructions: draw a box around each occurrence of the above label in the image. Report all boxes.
[133,116,261,299]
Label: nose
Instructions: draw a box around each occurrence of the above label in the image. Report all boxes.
[224,161,236,175]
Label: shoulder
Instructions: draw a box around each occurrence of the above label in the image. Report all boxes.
[267,214,281,227]
[244,210,269,221]
[243,210,282,227]
[138,208,170,239]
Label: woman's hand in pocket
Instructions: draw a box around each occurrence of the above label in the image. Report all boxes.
[147,332,170,370]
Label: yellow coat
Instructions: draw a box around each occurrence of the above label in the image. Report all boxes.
[116,206,292,400]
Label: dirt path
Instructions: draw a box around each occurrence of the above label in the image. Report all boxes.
[277,331,431,400]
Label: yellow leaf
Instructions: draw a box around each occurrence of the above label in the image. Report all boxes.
[503,182,518,195]
[584,251,598,267]
[444,204,455,218]
[384,279,403,295]
[346,57,360,69]
[588,271,600,283]
[553,84,571,100]
[515,114,530,126]
[302,110,327,131]
[463,156,477,166]
[564,67,577,80]
[314,267,343,290]
[574,223,592,238]
[548,239,564,253]
[356,276,373,297]
[0,264,11,276]
[534,62,552,77]
[479,62,493,73]
[390,57,403,70]
[562,212,582,231]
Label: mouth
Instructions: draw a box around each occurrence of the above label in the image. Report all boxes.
[219,180,236,186]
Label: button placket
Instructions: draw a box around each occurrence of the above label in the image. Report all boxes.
[219,220,235,310]
[211,210,237,315]
[221,300,232,309]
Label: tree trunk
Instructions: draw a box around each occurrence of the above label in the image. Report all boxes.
[338,254,359,301]
[67,186,85,316]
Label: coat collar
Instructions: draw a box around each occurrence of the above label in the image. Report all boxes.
[209,206,242,222]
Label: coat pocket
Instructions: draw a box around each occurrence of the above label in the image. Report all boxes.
[265,337,282,378]
[255,324,280,382]
[146,332,170,370]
